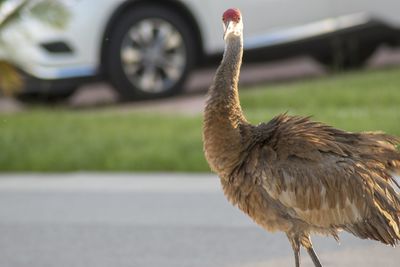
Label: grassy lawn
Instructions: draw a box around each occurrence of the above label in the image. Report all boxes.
[0,67,399,172]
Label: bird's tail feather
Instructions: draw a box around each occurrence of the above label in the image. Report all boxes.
[344,186,400,246]
[344,214,400,246]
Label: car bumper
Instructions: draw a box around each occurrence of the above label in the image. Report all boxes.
[14,68,95,94]
[0,7,98,82]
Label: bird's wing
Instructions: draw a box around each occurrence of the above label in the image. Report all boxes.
[244,115,400,231]
[258,152,370,228]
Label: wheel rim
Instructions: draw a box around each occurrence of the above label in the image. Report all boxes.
[120,18,187,94]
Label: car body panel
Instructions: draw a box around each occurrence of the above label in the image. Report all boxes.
[197,0,332,52]
[0,0,125,79]
[331,0,400,27]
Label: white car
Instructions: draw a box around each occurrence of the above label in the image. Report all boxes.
[1,0,400,100]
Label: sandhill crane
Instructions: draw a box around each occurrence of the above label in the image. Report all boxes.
[203,8,400,267]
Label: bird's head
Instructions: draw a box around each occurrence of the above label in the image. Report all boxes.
[222,8,243,40]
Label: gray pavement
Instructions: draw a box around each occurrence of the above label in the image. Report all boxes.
[0,173,399,267]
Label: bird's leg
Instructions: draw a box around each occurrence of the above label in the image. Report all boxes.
[300,235,323,267]
[293,244,300,267]
[287,234,301,267]
[306,247,322,267]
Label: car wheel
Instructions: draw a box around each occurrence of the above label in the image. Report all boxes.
[105,5,197,100]
[314,38,377,70]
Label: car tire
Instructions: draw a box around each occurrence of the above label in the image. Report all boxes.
[105,5,197,101]
[314,38,377,70]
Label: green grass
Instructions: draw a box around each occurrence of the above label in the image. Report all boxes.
[0,67,399,172]
[241,67,400,133]
[0,112,207,172]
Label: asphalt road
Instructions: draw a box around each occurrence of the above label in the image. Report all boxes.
[0,173,399,267]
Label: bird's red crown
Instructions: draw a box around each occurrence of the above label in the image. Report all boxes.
[222,8,241,23]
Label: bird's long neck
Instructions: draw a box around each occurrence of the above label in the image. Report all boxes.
[203,33,248,177]
[207,34,246,123]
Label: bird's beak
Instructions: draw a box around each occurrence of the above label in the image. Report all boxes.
[223,20,233,40]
